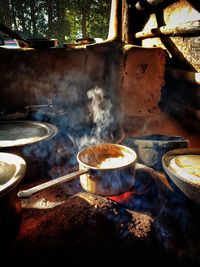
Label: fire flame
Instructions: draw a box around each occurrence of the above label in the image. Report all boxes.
[109,184,152,203]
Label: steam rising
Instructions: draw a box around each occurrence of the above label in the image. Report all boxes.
[87,87,113,134]
[68,86,115,150]
[22,86,120,177]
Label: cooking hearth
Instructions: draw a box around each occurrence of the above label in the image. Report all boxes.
[1,90,200,266]
[0,0,200,265]
[0,110,200,267]
[2,158,199,267]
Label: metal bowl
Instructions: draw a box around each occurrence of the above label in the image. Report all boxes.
[162,148,200,205]
[124,134,189,170]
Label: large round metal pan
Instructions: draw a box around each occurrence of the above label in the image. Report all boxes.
[0,120,58,147]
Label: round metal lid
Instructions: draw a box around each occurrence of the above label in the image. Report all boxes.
[0,120,58,147]
[0,152,26,196]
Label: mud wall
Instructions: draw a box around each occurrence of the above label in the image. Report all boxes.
[0,42,166,126]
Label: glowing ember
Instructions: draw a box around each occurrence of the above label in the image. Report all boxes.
[109,191,135,202]
[109,183,152,203]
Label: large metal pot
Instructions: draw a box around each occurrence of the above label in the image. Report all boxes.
[18,143,137,198]
[0,120,58,181]
[0,152,26,244]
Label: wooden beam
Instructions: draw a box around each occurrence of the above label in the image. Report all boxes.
[135,20,200,39]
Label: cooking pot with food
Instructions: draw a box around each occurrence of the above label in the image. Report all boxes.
[18,143,137,198]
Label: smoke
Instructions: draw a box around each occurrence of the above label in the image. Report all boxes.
[22,85,120,178]
[68,86,116,150]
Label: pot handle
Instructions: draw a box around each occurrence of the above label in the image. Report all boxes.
[17,168,90,199]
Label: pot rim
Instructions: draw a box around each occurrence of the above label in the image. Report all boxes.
[76,143,137,170]
[0,152,26,197]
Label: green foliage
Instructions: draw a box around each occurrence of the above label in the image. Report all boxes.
[0,0,111,46]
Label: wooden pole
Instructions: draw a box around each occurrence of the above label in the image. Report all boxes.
[108,0,123,41]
